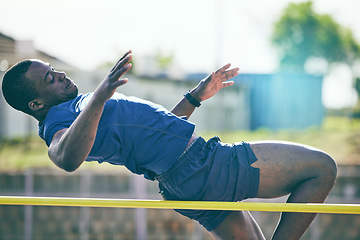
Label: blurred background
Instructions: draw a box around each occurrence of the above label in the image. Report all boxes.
[1,0,360,239]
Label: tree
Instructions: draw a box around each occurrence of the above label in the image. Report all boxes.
[156,50,174,72]
[271,1,360,73]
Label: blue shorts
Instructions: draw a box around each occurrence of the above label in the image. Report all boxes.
[156,136,260,231]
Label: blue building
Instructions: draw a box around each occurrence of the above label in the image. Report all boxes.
[237,73,324,130]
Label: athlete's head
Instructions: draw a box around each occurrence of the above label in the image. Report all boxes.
[2,59,78,117]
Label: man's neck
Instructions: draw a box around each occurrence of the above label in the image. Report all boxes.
[33,108,50,123]
[33,97,76,122]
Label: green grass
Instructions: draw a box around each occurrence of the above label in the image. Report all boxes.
[1,116,359,171]
[202,116,360,165]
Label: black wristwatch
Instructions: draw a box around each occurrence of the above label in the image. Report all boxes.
[184,91,201,107]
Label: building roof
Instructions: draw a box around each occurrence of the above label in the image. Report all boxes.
[0,31,72,70]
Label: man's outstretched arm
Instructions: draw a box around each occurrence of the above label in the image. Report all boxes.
[171,63,239,119]
[48,52,133,172]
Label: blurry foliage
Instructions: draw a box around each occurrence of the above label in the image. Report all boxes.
[0,135,125,172]
[351,77,360,115]
[156,51,174,71]
[355,77,360,98]
[272,1,360,72]
[0,135,53,171]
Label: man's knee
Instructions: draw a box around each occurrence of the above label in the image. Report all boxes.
[315,151,337,187]
[210,211,265,240]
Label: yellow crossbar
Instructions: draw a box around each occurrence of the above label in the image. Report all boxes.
[0,196,359,214]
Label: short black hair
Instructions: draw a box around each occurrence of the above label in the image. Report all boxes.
[1,60,38,115]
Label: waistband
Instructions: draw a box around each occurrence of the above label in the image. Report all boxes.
[156,136,220,183]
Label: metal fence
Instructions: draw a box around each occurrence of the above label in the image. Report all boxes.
[1,167,360,240]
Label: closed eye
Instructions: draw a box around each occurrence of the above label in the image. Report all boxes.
[49,74,55,83]
[45,72,55,84]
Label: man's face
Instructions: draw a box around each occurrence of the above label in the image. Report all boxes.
[26,60,78,107]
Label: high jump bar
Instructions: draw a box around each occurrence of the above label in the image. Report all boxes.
[1,196,360,214]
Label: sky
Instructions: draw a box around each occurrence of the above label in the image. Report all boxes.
[1,0,360,108]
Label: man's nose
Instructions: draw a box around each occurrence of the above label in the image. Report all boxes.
[57,72,66,81]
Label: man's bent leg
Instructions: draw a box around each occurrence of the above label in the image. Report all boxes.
[250,141,337,240]
[210,211,265,240]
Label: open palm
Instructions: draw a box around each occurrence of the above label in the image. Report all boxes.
[192,63,239,102]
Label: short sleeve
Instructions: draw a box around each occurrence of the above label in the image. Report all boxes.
[39,107,77,146]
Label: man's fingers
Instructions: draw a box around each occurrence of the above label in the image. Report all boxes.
[216,63,231,73]
[114,78,128,87]
[111,51,132,72]
[221,81,234,88]
[220,63,231,71]
[226,68,239,79]
[218,67,239,81]
[111,55,132,76]
[215,64,239,78]
[112,63,132,80]
[120,50,132,61]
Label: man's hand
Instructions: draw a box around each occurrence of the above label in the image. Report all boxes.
[170,63,239,120]
[93,51,133,104]
[190,63,239,102]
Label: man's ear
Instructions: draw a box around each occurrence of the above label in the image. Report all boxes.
[28,99,45,111]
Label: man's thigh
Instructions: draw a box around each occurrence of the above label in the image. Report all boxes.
[249,140,334,198]
[210,211,265,240]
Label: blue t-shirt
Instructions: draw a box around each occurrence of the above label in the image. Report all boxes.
[38,92,195,180]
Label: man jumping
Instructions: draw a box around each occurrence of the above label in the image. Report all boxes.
[2,51,337,239]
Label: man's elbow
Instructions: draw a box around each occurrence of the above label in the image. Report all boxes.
[59,156,83,172]
[49,154,81,172]
[62,162,80,172]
